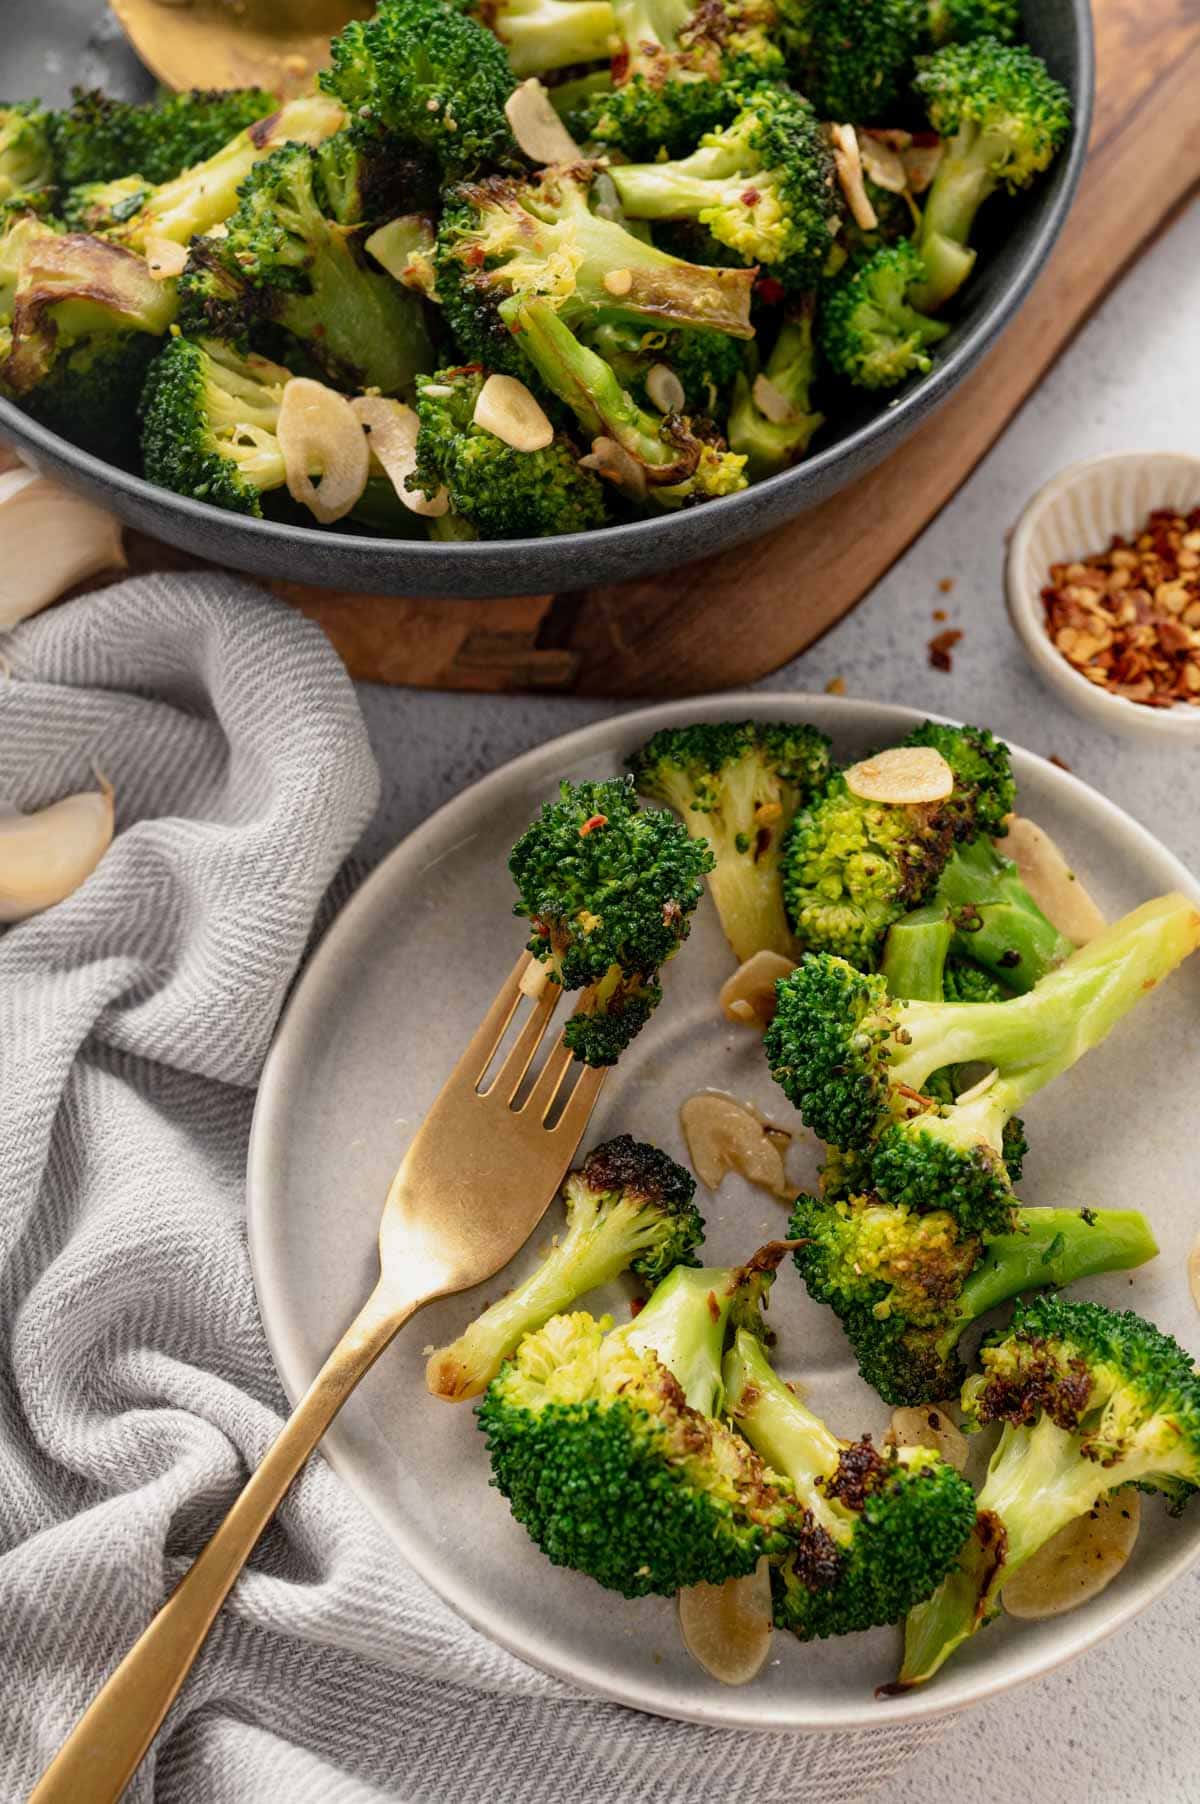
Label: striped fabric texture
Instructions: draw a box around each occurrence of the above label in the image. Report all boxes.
[0,574,933,1803]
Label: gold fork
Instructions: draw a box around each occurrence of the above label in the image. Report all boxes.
[31,953,605,1804]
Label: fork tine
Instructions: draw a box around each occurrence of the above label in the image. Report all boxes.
[520,1032,575,1121]
[551,1061,607,1140]
[455,953,534,1088]
[484,967,562,1101]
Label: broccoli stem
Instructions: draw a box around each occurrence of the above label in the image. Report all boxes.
[935,837,1074,992]
[955,1207,1159,1332]
[609,155,746,222]
[897,1515,999,1685]
[880,905,954,1002]
[498,0,619,75]
[910,124,997,310]
[613,1264,735,1413]
[724,1328,845,1533]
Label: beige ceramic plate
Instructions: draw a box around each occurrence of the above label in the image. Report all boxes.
[247,695,1200,1731]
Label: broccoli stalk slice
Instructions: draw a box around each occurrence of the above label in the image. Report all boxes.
[957,1208,1159,1329]
[933,836,1075,993]
[728,305,824,482]
[880,904,955,1002]
[486,0,619,75]
[612,1262,740,1413]
[723,1328,849,1532]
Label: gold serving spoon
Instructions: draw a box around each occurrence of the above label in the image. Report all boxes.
[108,0,371,98]
[30,953,606,1804]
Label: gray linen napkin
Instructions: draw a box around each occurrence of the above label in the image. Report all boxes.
[0,573,935,1803]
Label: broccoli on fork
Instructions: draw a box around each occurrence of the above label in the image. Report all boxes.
[426,1134,703,1400]
[900,1297,1200,1686]
[509,775,714,1064]
[627,719,832,963]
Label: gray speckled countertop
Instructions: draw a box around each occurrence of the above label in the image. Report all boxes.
[354,201,1200,1804]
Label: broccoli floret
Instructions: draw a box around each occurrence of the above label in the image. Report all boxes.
[507,296,747,507]
[942,953,1010,1003]
[765,894,1200,1233]
[780,722,1015,969]
[434,163,756,375]
[920,0,1020,50]
[912,39,1073,312]
[933,834,1076,993]
[568,0,785,159]
[724,1325,977,1637]
[472,0,619,76]
[0,103,55,208]
[478,1251,806,1596]
[901,1297,1200,1686]
[16,333,158,463]
[789,1191,1159,1407]
[509,775,714,1064]
[627,719,832,963]
[820,240,949,391]
[427,1135,703,1400]
[140,335,296,516]
[584,320,745,418]
[48,86,276,188]
[728,301,824,480]
[66,93,348,248]
[608,85,840,292]
[320,0,519,179]
[178,137,434,396]
[777,0,920,122]
[408,364,608,537]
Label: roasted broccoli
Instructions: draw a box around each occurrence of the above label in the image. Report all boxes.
[821,241,950,391]
[931,833,1076,993]
[507,296,748,506]
[0,103,55,208]
[472,0,619,76]
[765,894,1200,1233]
[724,1325,977,1637]
[912,39,1073,312]
[584,320,745,419]
[727,301,823,478]
[789,1190,1159,1406]
[900,1297,1200,1686]
[427,1135,703,1400]
[608,85,841,291]
[320,0,519,178]
[777,0,920,122]
[919,0,1020,50]
[408,363,608,536]
[178,138,434,396]
[780,722,1015,969]
[49,86,276,188]
[478,1249,806,1596]
[627,719,832,962]
[509,775,714,1064]
[140,335,296,516]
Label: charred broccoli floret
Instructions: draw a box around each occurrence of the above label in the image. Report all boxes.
[727,300,823,479]
[49,86,276,188]
[408,363,609,537]
[789,1190,1159,1406]
[724,1325,977,1637]
[608,85,841,291]
[427,1135,703,1400]
[901,1297,1200,1686]
[627,719,832,962]
[820,241,949,390]
[912,39,1072,311]
[509,774,714,1064]
[0,103,55,208]
[478,1250,806,1596]
[765,895,1200,1233]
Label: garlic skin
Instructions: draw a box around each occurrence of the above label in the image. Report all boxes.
[0,467,126,630]
[0,778,115,923]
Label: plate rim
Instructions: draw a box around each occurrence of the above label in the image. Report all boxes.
[247,690,1200,1732]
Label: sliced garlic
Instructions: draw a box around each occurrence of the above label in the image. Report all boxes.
[1001,815,1106,945]
[678,1558,773,1685]
[645,362,685,414]
[901,139,944,195]
[504,79,582,164]
[751,373,797,424]
[0,775,115,922]
[829,123,878,233]
[578,435,646,499]
[1189,1231,1200,1317]
[858,132,908,194]
[0,468,126,630]
[143,234,188,279]
[363,214,436,287]
[680,1091,793,1200]
[885,1404,968,1473]
[278,378,369,525]
[349,396,448,517]
[719,949,796,1029]
[1002,1492,1141,1619]
[472,374,554,452]
[844,745,954,805]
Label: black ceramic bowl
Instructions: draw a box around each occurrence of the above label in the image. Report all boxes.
[3,0,1093,598]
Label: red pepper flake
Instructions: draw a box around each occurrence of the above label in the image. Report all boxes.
[938,577,955,593]
[932,608,947,622]
[825,675,847,695]
[928,628,963,672]
[629,1295,645,1318]
[1048,753,1072,772]
[579,813,608,836]
[741,187,761,205]
[754,275,785,306]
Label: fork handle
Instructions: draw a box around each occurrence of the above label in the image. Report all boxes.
[30,1283,418,1804]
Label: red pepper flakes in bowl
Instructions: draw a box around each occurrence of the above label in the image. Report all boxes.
[1041,507,1200,708]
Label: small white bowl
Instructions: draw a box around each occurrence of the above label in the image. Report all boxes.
[1006,451,1200,741]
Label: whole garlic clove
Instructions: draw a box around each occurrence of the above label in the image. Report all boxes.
[0,776,115,922]
[0,468,126,630]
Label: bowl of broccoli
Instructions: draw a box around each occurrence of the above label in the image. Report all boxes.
[0,0,1092,597]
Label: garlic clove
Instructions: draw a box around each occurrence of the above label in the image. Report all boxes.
[0,776,115,922]
[472,374,554,453]
[645,362,686,414]
[718,949,796,1028]
[678,1558,773,1685]
[1001,815,1106,945]
[1002,1493,1141,1620]
[0,468,126,630]
[844,745,954,805]
[350,395,448,517]
[504,79,582,164]
[278,378,369,525]
[885,1404,969,1473]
